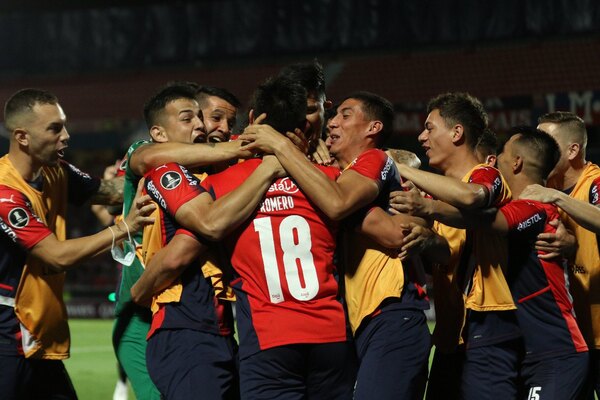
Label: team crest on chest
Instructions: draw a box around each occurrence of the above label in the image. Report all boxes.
[8,207,29,228]
[160,171,182,190]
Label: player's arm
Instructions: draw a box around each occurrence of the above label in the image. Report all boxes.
[389,185,473,228]
[400,223,451,264]
[131,233,206,306]
[521,183,600,235]
[130,141,252,176]
[358,207,427,248]
[29,184,155,271]
[88,175,124,205]
[240,125,379,220]
[146,158,283,241]
[395,164,490,209]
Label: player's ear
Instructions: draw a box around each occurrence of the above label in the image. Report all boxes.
[451,124,464,144]
[13,128,29,146]
[567,142,581,161]
[369,120,383,134]
[513,156,523,173]
[149,125,167,143]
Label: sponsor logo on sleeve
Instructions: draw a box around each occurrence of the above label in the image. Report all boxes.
[8,208,29,229]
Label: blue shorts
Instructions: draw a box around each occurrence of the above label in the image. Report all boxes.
[426,349,464,400]
[239,341,357,400]
[354,309,431,400]
[0,356,77,400]
[461,338,522,400]
[521,352,588,400]
[146,328,239,400]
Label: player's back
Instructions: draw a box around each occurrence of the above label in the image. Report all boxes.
[203,158,348,358]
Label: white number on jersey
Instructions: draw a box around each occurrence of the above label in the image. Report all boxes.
[254,215,319,303]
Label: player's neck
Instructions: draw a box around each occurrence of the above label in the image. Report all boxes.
[442,150,481,180]
[7,149,42,182]
[562,161,587,190]
[507,175,540,199]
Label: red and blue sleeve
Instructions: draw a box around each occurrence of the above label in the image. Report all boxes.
[500,200,547,236]
[589,176,600,206]
[469,166,505,207]
[62,161,102,206]
[0,186,53,249]
[144,163,205,217]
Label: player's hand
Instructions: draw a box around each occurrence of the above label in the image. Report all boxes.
[103,163,118,180]
[397,222,433,260]
[262,155,287,179]
[239,124,287,154]
[519,184,559,204]
[310,138,334,165]
[389,183,431,217]
[286,128,309,155]
[535,218,577,260]
[125,178,156,233]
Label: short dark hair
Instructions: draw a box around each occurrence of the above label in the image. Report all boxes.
[250,76,307,134]
[278,60,326,101]
[4,88,58,131]
[143,83,197,129]
[427,92,488,149]
[195,86,241,109]
[538,111,587,148]
[344,91,394,145]
[508,126,561,181]
[475,128,499,160]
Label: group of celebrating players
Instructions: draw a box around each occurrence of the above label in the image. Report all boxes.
[1,60,600,400]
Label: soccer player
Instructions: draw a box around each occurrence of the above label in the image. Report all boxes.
[113,83,251,400]
[521,111,600,398]
[488,127,588,399]
[240,91,434,399]
[390,92,520,400]
[0,88,154,399]
[194,85,240,143]
[144,76,357,399]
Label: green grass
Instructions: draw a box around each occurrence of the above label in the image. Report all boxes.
[65,319,134,400]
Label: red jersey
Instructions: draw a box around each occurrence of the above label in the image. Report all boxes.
[202,158,347,359]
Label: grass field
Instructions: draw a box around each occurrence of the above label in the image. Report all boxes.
[65,319,134,400]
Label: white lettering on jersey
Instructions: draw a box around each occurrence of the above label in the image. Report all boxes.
[259,196,295,213]
[267,178,299,195]
[517,213,542,231]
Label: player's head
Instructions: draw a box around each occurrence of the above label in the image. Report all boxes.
[195,86,240,143]
[537,111,587,183]
[278,60,330,144]
[420,92,488,170]
[475,128,499,167]
[497,126,560,184]
[249,76,307,135]
[4,88,69,166]
[385,148,421,169]
[327,91,393,164]
[143,83,205,144]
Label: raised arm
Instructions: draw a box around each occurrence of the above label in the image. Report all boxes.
[130,141,252,176]
[240,124,380,220]
[521,183,600,235]
[395,164,490,209]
